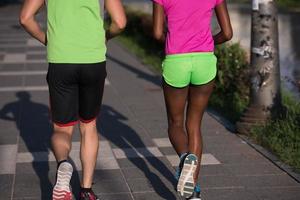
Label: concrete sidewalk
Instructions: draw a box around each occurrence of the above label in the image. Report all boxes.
[0,4,300,200]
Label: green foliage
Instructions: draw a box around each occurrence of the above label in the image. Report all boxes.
[118,8,164,70]
[210,43,250,122]
[251,93,300,172]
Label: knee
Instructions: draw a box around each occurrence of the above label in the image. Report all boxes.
[79,120,97,136]
[53,125,73,136]
[168,117,184,129]
[185,120,202,135]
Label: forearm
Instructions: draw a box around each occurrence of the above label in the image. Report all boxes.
[154,32,166,43]
[20,18,46,45]
[213,29,233,45]
[213,31,227,45]
[104,0,126,41]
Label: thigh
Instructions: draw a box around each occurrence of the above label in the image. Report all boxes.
[47,63,79,126]
[186,81,215,124]
[79,62,107,121]
[163,79,189,125]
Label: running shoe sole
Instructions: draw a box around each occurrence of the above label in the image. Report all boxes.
[177,154,198,198]
[52,162,73,200]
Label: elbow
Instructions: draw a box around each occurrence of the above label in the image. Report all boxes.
[115,17,127,31]
[153,30,163,41]
[19,13,30,27]
[224,30,233,41]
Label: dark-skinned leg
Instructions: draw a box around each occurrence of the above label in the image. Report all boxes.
[186,81,215,183]
[162,80,189,156]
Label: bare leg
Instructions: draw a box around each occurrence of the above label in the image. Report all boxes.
[51,125,74,162]
[79,120,99,188]
[186,81,214,183]
[163,80,189,155]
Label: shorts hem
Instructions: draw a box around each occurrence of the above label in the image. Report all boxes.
[53,120,78,127]
[190,75,217,86]
[79,117,97,124]
[162,77,189,89]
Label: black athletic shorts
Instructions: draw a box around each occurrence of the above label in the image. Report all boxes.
[47,62,106,127]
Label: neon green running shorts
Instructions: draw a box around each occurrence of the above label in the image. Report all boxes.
[162,52,217,88]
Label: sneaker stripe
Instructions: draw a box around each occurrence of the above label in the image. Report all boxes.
[53,162,73,200]
[177,154,198,199]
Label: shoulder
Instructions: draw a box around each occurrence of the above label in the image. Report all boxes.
[152,0,166,6]
[215,0,224,6]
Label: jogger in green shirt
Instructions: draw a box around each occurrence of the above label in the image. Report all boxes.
[20,1,126,199]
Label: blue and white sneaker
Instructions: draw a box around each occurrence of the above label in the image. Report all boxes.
[177,153,198,198]
[187,184,201,200]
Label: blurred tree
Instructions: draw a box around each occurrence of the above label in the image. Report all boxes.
[237,0,283,134]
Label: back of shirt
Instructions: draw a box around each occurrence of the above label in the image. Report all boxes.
[47,0,106,63]
[153,0,223,55]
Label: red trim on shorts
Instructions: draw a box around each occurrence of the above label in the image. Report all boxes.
[53,120,78,127]
[79,117,97,124]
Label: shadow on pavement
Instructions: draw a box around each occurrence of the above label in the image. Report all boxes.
[98,105,178,199]
[0,91,80,199]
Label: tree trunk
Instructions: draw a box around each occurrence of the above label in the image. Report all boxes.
[237,0,282,134]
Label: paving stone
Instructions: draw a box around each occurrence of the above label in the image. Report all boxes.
[98,193,133,200]
[133,191,181,200]
[0,63,24,71]
[92,179,129,194]
[225,163,285,176]
[0,174,13,200]
[202,188,259,200]
[0,130,18,145]
[26,54,46,60]
[27,38,43,47]
[117,156,173,170]
[167,153,221,167]
[13,172,53,199]
[200,165,232,177]
[158,146,177,155]
[0,75,23,87]
[16,161,57,175]
[0,144,17,174]
[239,174,300,188]
[113,147,163,159]
[4,47,26,53]
[249,187,300,200]
[153,137,172,148]
[24,74,47,86]
[127,178,178,199]
[213,152,270,165]
[25,63,48,70]
[3,53,26,63]
[27,46,46,52]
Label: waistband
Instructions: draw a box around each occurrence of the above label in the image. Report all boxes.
[165,52,215,59]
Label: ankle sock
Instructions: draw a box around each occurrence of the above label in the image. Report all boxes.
[81,187,92,192]
[195,183,201,192]
[179,152,188,160]
[57,159,68,169]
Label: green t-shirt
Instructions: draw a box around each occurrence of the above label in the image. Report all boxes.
[47,0,106,63]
